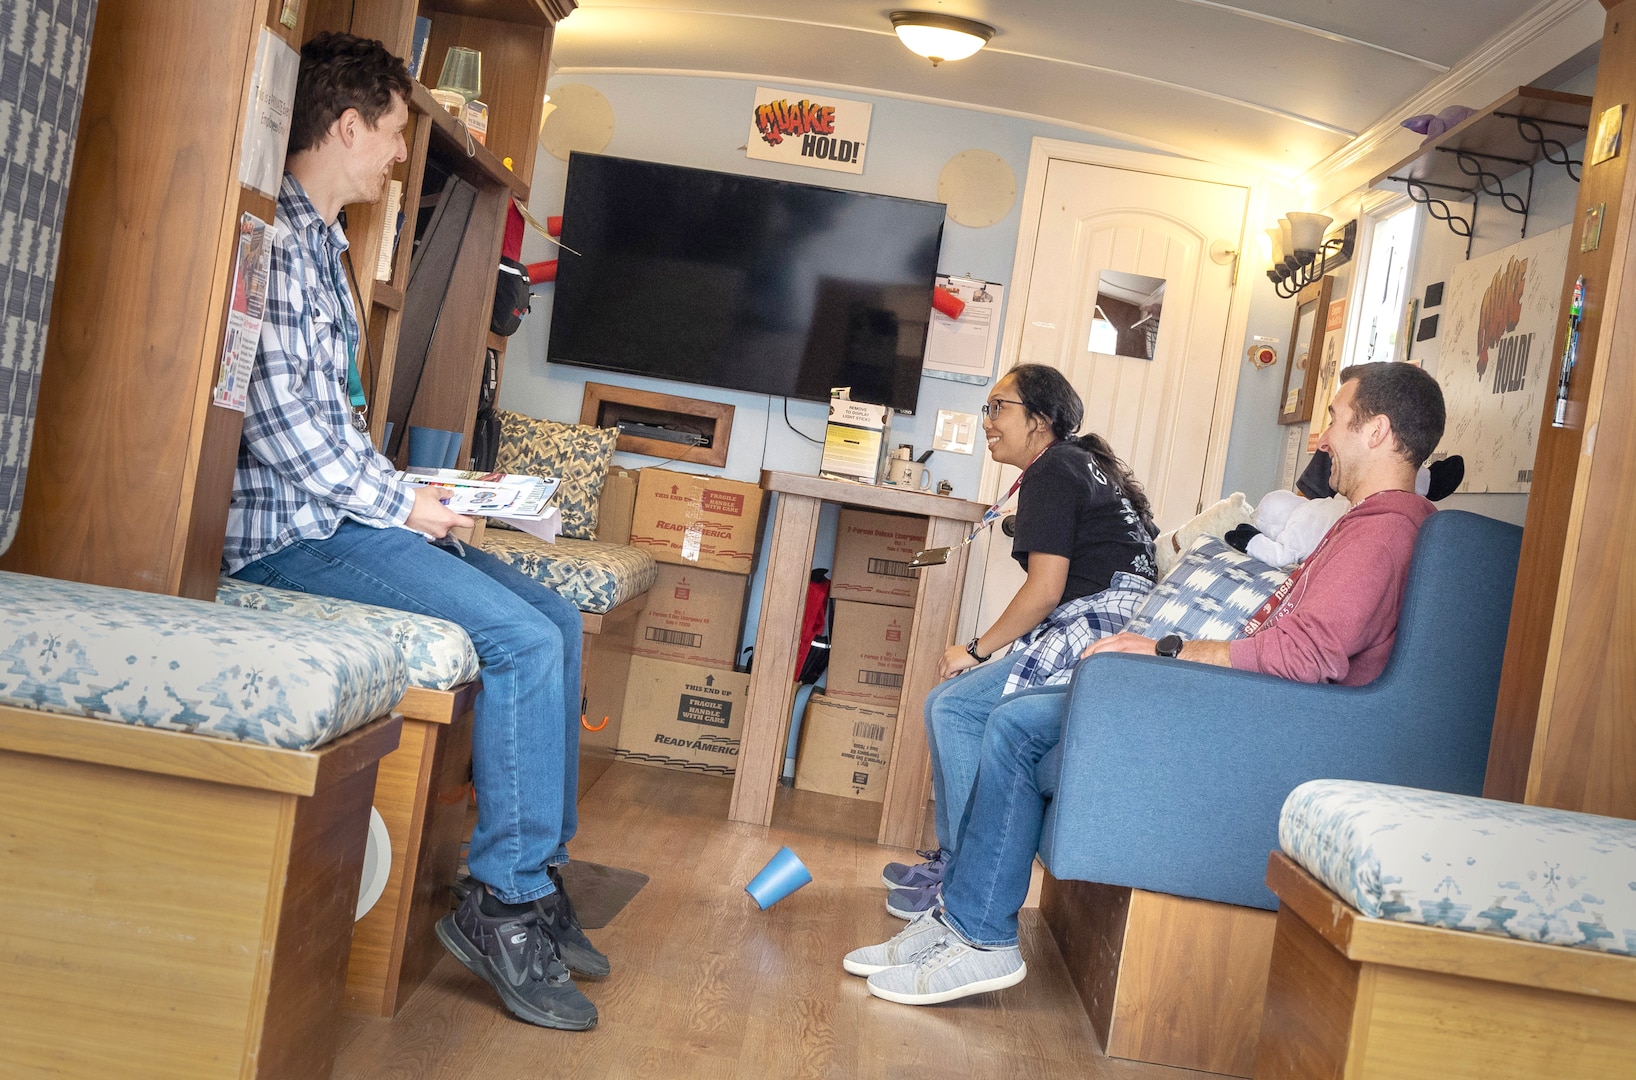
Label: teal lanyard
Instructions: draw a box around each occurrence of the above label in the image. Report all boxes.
[323,235,368,417]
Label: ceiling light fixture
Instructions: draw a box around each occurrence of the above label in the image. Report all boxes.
[890,11,995,66]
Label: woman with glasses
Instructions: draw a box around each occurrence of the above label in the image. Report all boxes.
[876,363,1157,920]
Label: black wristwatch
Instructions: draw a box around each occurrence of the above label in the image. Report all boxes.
[967,637,992,663]
[1155,634,1185,658]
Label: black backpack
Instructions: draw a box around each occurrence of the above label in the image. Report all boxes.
[490,257,531,337]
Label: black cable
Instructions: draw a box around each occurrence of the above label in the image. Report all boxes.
[783,397,824,444]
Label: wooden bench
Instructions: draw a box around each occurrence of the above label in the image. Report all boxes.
[0,705,400,1079]
[1255,851,1636,1079]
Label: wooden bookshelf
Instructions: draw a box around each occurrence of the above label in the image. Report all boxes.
[7,0,572,599]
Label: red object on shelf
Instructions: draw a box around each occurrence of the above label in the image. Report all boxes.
[502,202,525,262]
[932,285,965,320]
[527,260,558,284]
[547,215,562,237]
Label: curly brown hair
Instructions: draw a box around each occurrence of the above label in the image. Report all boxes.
[288,32,413,156]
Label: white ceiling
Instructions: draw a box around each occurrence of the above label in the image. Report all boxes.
[549,0,1602,183]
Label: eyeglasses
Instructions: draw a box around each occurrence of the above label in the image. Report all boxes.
[980,398,1026,418]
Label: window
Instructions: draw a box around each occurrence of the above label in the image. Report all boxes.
[1350,204,1417,365]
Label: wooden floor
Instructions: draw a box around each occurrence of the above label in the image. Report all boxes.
[333,758,1213,1080]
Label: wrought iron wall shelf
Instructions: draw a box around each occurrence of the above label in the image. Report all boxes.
[1371,87,1592,258]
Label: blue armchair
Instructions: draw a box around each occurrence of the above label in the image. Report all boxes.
[1037,508,1523,908]
[1032,509,1522,1075]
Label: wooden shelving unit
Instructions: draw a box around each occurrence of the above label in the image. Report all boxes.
[7,0,571,600]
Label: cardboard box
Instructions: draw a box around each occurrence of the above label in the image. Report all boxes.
[826,600,912,709]
[615,656,750,776]
[819,398,891,484]
[595,465,639,544]
[794,692,897,802]
[831,508,927,607]
[631,564,748,669]
[628,468,765,575]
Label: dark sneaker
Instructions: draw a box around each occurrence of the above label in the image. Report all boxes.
[885,882,943,920]
[881,848,947,890]
[542,864,611,978]
[435,888,598,1030]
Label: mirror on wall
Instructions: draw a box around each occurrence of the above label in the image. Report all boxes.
[1089,271,1166,361]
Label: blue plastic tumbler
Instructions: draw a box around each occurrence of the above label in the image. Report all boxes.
[745,846,812,909]
[406,426,453,469]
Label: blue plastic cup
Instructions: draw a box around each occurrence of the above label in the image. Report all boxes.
[745,845,812,909]
[442,432,464,470]
[407,426,454,469]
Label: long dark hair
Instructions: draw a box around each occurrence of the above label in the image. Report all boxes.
[1006,363,1156,532]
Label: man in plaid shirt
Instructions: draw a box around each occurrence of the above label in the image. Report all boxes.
[225,33,602,1032]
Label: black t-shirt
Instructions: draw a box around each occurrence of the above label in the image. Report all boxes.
[1009,440,1157,604]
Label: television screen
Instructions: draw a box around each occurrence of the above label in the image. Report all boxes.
[548,153,946,413]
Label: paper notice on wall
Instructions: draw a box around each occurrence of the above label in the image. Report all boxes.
[239,29,299,198]
[1279,424,1304,491]
[212,213,273,412]
[923,275,1003,385]
[746,87,872,174]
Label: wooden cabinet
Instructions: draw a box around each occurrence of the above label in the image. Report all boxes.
[5,0,570,600]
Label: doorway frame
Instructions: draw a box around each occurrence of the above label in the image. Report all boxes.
[960,137,1267,642]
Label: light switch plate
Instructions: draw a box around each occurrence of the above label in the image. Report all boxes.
[933,409,979,455]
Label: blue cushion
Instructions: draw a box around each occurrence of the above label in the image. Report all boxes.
[1283,780,1636,955]
[1125,535,1287,640]
[480,532,658,614]
[0,571,406,751]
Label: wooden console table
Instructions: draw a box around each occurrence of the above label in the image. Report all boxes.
[731,471,987,848]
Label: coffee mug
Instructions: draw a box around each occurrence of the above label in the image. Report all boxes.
[884,459,931,490]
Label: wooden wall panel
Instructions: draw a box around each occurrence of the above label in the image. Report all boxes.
[2,0,268,596]
[1486,2,1636,808]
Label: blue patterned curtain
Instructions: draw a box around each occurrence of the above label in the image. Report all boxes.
[0,0,98,553]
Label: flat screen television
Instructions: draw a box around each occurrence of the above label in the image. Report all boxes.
[548,153,946,413]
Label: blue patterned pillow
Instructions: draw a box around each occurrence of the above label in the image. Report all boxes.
[1124,535,1288,641]
[494,410,619,539]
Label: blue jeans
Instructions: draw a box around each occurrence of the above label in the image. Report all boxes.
[232,521,581,905]
[923,656,1014,857]
[939,685,1069,948]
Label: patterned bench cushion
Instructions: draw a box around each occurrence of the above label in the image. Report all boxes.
[217,577,480,690]
[480,532,657,614]
[1281,779,1636,956]
[0,571,405,751]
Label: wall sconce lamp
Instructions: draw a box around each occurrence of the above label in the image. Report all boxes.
[1267,214,1357,298]
[890,11,995,66]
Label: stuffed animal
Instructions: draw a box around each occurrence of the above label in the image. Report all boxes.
[1154,492,1256,578]
[1226,490,1351,568]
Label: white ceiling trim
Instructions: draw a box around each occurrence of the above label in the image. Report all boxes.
[1300,0,1602,203]
[1173,0,1450,70]
[549,65,1211,164]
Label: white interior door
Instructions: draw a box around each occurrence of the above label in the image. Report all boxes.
[973,152,1250,634]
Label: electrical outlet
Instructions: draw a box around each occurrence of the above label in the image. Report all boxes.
[933,409,978,455]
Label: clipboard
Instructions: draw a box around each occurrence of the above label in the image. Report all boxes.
[923,274,1004,385]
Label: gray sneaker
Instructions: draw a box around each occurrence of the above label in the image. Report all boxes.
[866,934,1026,1005]
[885,881,941,920]
[881,848,947,890]
[843,910,947,976]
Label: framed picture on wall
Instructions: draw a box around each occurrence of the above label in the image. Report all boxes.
[1279,275,1335,425]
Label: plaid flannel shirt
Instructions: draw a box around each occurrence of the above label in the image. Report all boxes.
[222,175,414,574]
[1002,572,1154,695]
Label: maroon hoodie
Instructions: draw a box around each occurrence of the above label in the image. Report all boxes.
[1228,489,1435,686]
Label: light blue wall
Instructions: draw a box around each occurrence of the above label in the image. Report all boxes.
[506,72,1150,500]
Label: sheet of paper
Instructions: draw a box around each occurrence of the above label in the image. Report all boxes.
[924,275,1004,385]
[212,213,272,412]
[1279,425,1305,491]
[239,29,299,198]
[399,468,562,519]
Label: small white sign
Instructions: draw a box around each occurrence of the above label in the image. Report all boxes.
[239,29,299,198]
[746,87,871,174]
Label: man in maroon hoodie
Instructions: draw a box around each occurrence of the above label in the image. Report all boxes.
[844,362,1446,1005]
[1089,360,1443,684]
